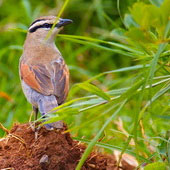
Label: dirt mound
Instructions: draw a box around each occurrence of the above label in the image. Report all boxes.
[0,123,136,170]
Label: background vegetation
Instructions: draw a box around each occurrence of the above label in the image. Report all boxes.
[0,0,169,169]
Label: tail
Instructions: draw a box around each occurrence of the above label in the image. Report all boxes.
[38,95,58,114]
[38,95,63,129]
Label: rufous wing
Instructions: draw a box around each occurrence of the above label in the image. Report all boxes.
[20,59,69,104]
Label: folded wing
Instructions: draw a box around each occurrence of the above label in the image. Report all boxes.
[20,58,69,104]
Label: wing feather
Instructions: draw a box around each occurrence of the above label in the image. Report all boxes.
[20,58,69,104]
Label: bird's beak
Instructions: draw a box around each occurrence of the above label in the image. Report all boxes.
[56,19,73,28]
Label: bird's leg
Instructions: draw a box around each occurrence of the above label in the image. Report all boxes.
[29,106,39,139]
[33,107,39,140]
[33,106,38,122]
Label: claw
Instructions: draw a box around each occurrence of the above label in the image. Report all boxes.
[29,122,40,140]
[34,126,41,140]
[29,121,35,131]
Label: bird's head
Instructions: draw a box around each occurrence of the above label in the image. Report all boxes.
[27,16,72,43]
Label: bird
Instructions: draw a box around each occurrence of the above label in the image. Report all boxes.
[19,16,72,130]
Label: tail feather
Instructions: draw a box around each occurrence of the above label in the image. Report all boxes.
[21,81,62,129]
[38,95,58,114]
[38,95,63,129]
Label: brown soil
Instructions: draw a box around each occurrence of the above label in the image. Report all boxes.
[0,123,136,170]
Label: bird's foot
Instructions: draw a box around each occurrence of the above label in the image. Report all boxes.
[29,122,40,140]
[29,121,35,131]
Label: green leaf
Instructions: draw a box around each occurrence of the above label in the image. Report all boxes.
[58,34,144,56]
[87,64,150,82]
[61,37,134,57]
[167,131,170,163]
[10,28,27,33]
[46,0,70,39]
[130,2,160,29]
[70,98,104,108]
[160,0,170,25]
[41,107,79,125]
[147,20,170,87]
[149,0,164,7]
[110,28,127,43]
[21,0,32,20]
[124,14,139,28]
[74,137,150,162]
[119,79,144,101]
[68,65,92,77]
[126,27,154,43]
[77,82,111,101]
[9,45,23,50]
[144,162,167,170]
[158,131,170,157]
[76,101,126,170]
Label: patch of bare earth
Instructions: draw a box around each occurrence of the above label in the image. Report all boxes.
[0,123,137,170]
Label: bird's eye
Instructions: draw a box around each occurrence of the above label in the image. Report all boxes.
[44,23,50,28]
[29,23,53,32]
[42,23,53,30]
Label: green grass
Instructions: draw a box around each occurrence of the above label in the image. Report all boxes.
[0,0,170,169]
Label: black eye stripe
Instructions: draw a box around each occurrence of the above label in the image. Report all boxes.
[29,23,53,33]
[43,23,52,27]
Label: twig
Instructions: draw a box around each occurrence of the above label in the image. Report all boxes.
[0,123,26,148]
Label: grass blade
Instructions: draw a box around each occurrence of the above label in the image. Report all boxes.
[77,82,111,101]
[74,137,151,163]
[76,100,126,170]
